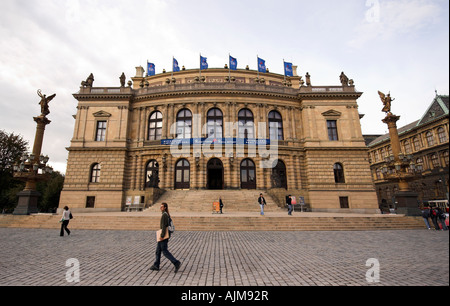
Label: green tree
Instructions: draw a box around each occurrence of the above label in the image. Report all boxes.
[37,171,65,213]
[0,130,28,213]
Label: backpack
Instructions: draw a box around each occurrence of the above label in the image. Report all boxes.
[431,209,438,217]
[168,216,175,234]
[422,209,430,218]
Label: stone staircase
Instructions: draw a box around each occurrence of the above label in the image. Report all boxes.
[147,190,281,213]
[0,213,426,232]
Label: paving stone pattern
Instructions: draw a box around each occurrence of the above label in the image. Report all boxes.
[0,228,448,286]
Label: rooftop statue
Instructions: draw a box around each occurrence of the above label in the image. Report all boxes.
[81,73,94,87]
[340,72,349,86]
[37,89,56,117]
[378,91,395,114]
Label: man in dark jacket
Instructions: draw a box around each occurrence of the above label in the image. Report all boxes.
[421,204,431,230]
[258,193,266,216]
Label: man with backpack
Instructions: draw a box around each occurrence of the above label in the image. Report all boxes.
[421,204,432,230]
[436,207,449,231]
[150,203,181,273]
[430,205,441,230]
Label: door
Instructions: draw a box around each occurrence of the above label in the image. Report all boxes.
[240,159,256,189]
[207,158,224,190]
[272,160,287,189]
[175,159,190,189]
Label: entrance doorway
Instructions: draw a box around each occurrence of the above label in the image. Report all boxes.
[240,159,256,189]
[272,160,287,189]
[207,158,224,190]
[175,159,190,189]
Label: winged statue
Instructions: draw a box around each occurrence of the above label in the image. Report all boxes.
[37,89,56,117]
[378,91,394,114]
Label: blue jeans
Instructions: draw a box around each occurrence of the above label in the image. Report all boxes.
[153,239,179,268]
[423,217,431,229]
[288,204,293,215]
[260,204,265,215]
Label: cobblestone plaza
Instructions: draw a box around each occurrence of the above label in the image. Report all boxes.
[0,228,448,287]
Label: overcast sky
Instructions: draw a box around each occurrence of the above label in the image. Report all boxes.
[0,0,448,174]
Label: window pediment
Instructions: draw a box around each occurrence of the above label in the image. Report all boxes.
[322,110,342,118]
[93,110,112,118]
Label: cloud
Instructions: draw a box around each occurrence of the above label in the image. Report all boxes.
[350,0,442,48]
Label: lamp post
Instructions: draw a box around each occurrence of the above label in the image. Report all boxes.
[378,91,419,216]
[12,90,55,215]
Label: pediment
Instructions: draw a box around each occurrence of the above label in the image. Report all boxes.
[321,109,342,117]
[93,110,112,118]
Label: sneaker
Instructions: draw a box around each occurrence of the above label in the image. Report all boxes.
[174,261,182,273]
[150,265,160,271]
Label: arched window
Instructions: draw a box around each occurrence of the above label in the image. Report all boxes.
[148,111,163,141]
[268,110,284,140]
[238,109,254,139]
[206,108,223,139]
[442,150,449,167]
[437,127,447,144]
[90,163,101,183]
[426,131,434,147]
[430,153,440,168]
[176,109,192,139]
[415,158,423,172]
[333,163,345,183]
[403,140,411,154]
[413,137,421,151]
[145,160,159,188]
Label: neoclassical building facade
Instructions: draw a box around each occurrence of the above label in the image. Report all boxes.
[59,65,378,213]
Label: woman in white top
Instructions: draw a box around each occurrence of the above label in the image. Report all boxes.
[60,206,71,236]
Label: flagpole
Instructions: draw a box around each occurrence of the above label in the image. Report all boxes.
[283,59,286,83]
[228,53,231,83]
[257,55,259,79]
[199,53,201,79]
[171,56,174,79]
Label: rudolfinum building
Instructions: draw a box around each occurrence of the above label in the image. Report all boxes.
[59,64,378,213]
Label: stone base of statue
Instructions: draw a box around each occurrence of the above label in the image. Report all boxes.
[13,190,41,215]
[395,190,420,216]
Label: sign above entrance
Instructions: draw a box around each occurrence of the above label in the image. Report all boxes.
[161,138,270,146]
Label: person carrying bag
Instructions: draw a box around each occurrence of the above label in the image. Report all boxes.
[150,203,181,273]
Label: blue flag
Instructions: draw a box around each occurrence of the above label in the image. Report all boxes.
[173,58,180,72]
[284,61,293,77]
[229,55,237,70]
[200,55,208,70]
[147,62,156,76]
[258,57,266,73]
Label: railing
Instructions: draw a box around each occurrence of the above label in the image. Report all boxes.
[77,83,356,96]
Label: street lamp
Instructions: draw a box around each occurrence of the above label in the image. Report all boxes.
[12,90,55,215]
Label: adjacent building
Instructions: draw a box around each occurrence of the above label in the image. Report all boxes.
[367,94,449,210]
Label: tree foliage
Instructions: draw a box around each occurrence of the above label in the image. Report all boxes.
[0,129,64,213]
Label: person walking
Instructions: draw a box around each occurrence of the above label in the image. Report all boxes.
[421,204,432,230]
[60,206,71,236]
[258,193,266,216]
[287,195,293,216]
[436,207,449,231]
[430,205,441,230]
[219,197,224,214]
[150,203,181,273]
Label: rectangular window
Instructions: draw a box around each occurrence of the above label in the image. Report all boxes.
[327,120,339,141]
[96,121,107,141]
[86,196,95,208]
[339,197,349,209]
